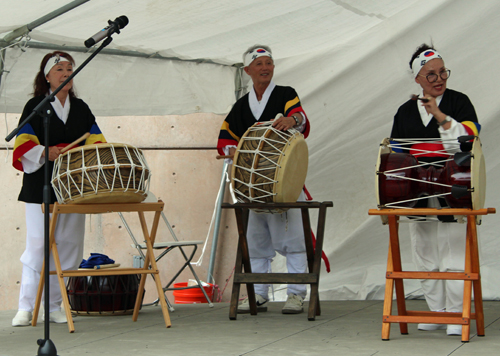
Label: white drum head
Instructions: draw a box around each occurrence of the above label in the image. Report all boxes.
[471,137,486,223]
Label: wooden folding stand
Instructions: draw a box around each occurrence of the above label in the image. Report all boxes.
[368,207,495,342]
[222,201,333,321]
[32,201,172,333]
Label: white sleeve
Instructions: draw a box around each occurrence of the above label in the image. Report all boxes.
[438,116,468,153]
[294,112,307,133]
[223,145,237,165]
[20,145,45,174]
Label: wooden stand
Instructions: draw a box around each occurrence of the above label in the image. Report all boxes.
[32,201,172,333]
[222,201,333,321]
[368,208,496,342]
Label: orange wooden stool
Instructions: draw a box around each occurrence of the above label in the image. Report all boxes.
[368,207,495,342]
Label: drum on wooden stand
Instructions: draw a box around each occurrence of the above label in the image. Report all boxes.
[51,143,151,204]
[375,136,486,222]
[231,121,308,213]
[67,274,144,315]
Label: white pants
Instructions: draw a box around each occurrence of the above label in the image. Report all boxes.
[18,203,85,313]
[409,214,466,313]
[247,191,308,299]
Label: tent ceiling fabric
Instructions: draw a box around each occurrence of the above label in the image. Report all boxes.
[0,0,422,116]
[3,0,500,301]
[2,0,419,65]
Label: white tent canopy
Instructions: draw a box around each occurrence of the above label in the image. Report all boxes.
[1,0,424,116]
[2,0,500,301]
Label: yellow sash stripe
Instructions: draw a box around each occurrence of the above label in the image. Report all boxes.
[461,121,479,136]
[222,121,240,141]
[284,96,300,114]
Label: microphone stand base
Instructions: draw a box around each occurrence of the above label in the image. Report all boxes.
[37,338,58,356]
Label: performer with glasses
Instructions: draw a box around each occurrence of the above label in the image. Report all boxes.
[390,44,480,336]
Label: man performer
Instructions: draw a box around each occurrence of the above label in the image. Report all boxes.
[217,45,311,314]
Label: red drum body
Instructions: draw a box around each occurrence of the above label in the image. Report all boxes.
[378,153,471,208]
[67,275,143,315]
[376,137,485,211]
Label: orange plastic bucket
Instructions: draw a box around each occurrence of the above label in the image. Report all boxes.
[172,282,214,304]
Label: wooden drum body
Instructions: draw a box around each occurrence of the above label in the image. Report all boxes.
[67,274,143,315]
[51,143,151,204]
[376,137,485,210]
[231,121,308,213]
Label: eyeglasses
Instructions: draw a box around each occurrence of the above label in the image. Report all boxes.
[418,69,451,83]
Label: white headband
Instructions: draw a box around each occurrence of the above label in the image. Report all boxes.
[44,55,71,77]
[411,49,443,77]
[244,48,273,67]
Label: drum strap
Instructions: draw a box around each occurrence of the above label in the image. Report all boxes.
[304,186,331,273]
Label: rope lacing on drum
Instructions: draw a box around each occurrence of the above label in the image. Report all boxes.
[388,138,463,159]
[50,144,151,203]
[378,138,474,210]
[380,192,452,209]
[232,122,303,203]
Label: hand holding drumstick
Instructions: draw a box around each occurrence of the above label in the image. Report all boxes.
[61,132,90,153]
[216,147,236,160]
[410,94,430,103]
[42,132,90,161]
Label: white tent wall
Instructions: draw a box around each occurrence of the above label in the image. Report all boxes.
[1,0,500,312]
[0,47,237,115]
[271,0,500,301]
[1,109,238,311]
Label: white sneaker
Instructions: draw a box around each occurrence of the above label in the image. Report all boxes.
[282,293,304,314]
[238,295,268,314]
[418,323,447,331]
[447,324,462,336]
[42,310,67,324]
[12,311,32,327]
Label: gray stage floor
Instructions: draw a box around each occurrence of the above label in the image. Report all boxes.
[1,300,500,356]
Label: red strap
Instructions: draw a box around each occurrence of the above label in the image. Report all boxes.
[303,186,331,273]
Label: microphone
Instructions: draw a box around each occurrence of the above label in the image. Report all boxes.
[84,16,129,48]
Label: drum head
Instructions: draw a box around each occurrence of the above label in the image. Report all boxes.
[375,138,392,223]
[274,136,308,203]
[64,142,132,154]
[471,137,486,211]
[231,122,308,209]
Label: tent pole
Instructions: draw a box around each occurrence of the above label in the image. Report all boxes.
[0,49,5,94]
[1,0,90,45]
[206,67,244,285]
[207,162,229,284]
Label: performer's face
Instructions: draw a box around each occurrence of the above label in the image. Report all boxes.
[414,58,447,98]
[45,61,73,94]
[244,56,274,86]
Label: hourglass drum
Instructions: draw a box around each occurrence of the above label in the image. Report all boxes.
[375,137,485,210]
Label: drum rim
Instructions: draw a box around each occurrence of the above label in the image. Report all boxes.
[471,136,486,211]
[61,142,139,156]
[375,138,392,209]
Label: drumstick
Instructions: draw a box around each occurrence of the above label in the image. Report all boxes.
[216,155,234,160]
[60,132,90,153]
[410,94,430,103]
[94,263,121,270]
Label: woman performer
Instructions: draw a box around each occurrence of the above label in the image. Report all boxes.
[217,45,311,314]
[11,51,106,326]
[390,44,480,336]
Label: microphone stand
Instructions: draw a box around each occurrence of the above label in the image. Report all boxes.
[5,36,114,356]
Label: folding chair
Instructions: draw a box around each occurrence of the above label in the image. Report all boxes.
[118,192,214,311]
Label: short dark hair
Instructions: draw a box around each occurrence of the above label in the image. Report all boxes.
[409,43,436,70]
